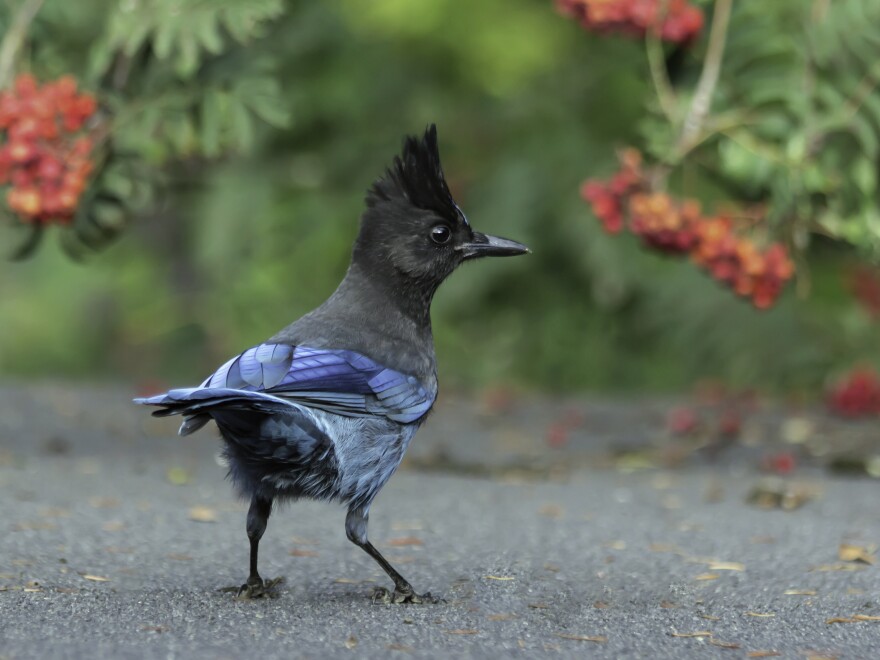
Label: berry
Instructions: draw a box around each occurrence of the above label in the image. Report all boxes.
[628,192,700,254]
[0,73,98,225]
[580,148,795,309]
[667,406,698,435]
[557,0,704,44]
[827,368,880,417]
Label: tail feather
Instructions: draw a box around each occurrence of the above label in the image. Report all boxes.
[134,387,296,436]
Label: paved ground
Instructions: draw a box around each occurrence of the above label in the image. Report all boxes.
[1,384,879,659]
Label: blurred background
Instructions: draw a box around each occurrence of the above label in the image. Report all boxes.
[0,0,878,400]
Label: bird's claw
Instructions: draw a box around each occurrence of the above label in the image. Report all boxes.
[219,576,284,600]
[371,586,444,605]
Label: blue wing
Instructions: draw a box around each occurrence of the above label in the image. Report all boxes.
[191,344,434,424]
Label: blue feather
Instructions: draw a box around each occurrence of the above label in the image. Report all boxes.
[137,344,434,424]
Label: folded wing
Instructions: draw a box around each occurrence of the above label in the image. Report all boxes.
[137,344,435,426]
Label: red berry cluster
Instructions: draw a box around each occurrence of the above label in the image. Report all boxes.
[628,192,700,254]
[847,265,880,319]
[581,150,795,309]
[0,73,97,225]
[557,0,704,44]
[691,218,794,310]
[827,368,880,417]
[580,148,642,234]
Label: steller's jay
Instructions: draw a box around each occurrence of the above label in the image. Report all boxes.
[136,125,529,603]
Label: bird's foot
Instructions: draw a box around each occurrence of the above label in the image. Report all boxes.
[371,586,444,605]
[219,576,284,600]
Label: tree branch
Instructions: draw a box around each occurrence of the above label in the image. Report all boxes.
[0,0,45,89]
[646,0,678,124]
[677,0,733,155]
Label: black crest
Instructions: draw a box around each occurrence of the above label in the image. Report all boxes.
[367,124,466,225]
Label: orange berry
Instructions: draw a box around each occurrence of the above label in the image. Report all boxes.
[55,75,77,97]
[8,140,36,163]
[74,94,97,119]
[14,73,38,97]
[8,187,41,216]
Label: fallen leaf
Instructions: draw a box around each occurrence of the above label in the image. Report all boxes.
[167,553,192,561]
[660,601,678,609]
[543,562,560,572]
[556,634,607,643]
[539,504,563,518]
[290,536,319,545]
[386,537,423,547]
[13,521,56,531]
[695,573,720,581]
[784,589,816,596]
[750,536,776,544]
[88,497,119,509]
[747,652,781,658]
[445,629,479,635]
[344,634,357,649]
[391,520,423,531]
[699,614,720,621]
[745,612,775,618]
[671,631,713,638]
[746,481,817,510]
[529,603,551,609]
[606,540,626,550]
[709,638,741,649]
[852,614,880,622]
[82,574,110,582]
[289,548,319,557]
[386,643,413,652]
[708,561,745,571]
[826,617,855,624]
[649,543,678,553]
[141,625,165,633]
[838,543,876,565]
[651,473,675,490]
[333,578,375,584]
[166,466,191,486]
[781,417,813,444]
[811,563,864,572]
[487,613,517,621]
[188,506,217,523]
[39,507,70,518]
[23,587,43,593]
[592,601,609,609]
[485,575,515,581]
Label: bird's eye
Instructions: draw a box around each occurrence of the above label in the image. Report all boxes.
[430,225,452,245]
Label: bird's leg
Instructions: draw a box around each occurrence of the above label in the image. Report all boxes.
[234,494,281,598]
[345,506,442,604]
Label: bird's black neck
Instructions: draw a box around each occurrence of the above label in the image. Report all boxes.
[335,259,437,335]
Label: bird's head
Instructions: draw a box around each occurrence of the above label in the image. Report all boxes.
[354,125,529,290]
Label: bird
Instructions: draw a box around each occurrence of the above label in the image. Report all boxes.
[135,125,529,604]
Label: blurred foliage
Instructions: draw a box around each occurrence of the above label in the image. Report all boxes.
[0,0,879,394]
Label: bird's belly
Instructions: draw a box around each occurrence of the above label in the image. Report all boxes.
[216,406,418,507]
[311,412,420,508]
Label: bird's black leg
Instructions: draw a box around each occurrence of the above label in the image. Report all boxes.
[345,506,442,604]
[235,494,281,598]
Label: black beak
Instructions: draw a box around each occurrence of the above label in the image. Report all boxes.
[457,232,530,260]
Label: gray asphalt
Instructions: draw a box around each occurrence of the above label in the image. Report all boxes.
[1,384,879,659]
